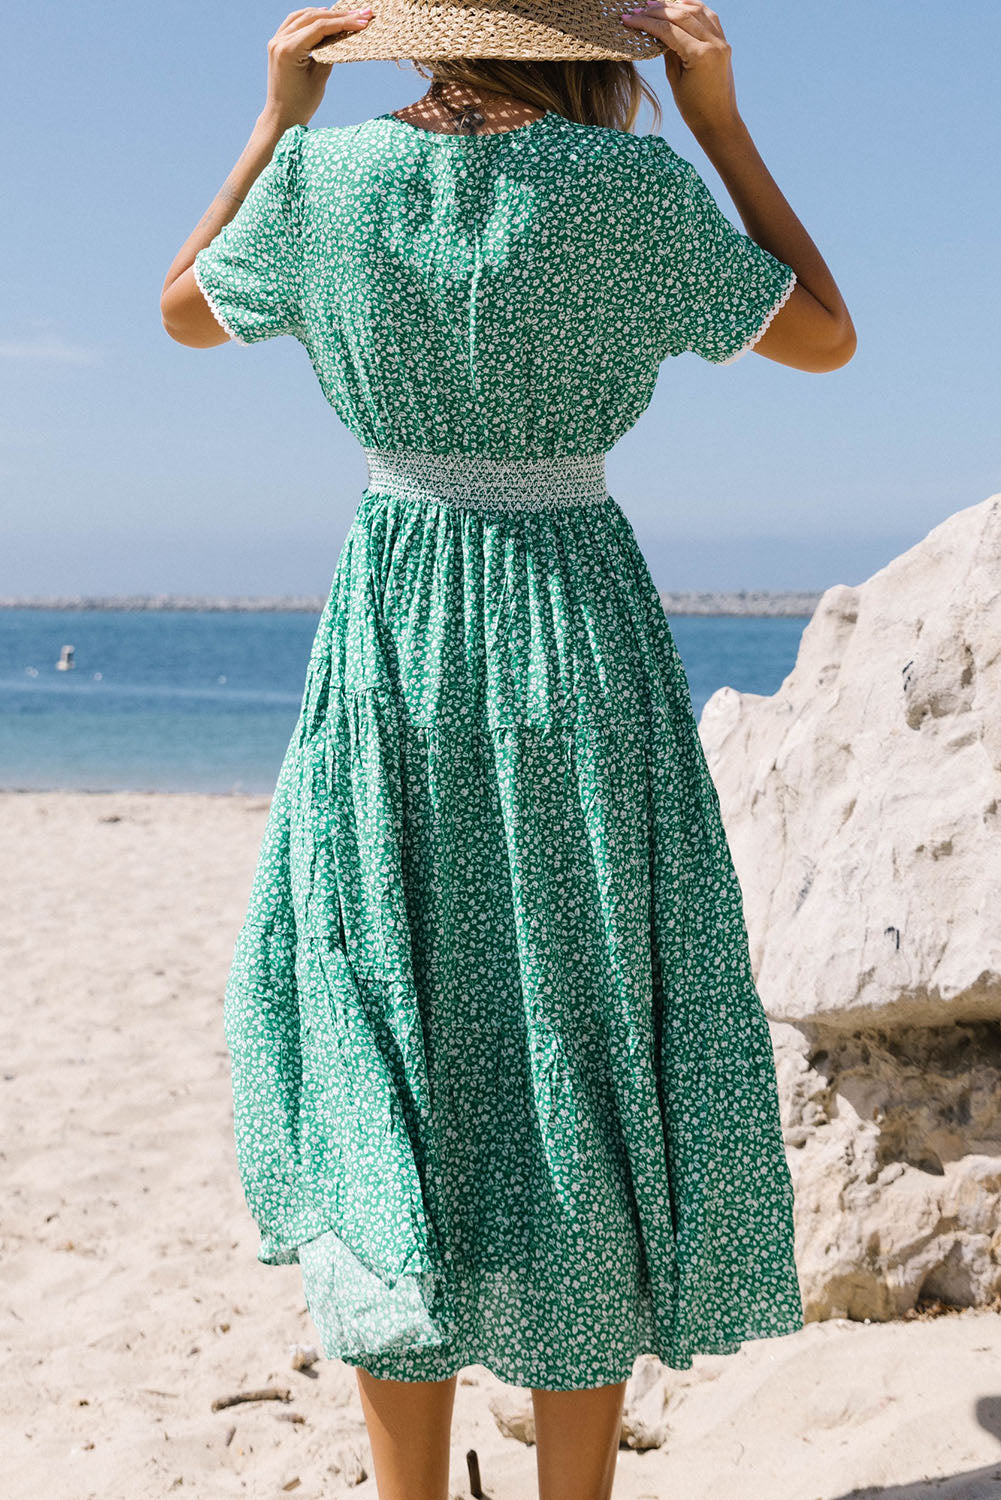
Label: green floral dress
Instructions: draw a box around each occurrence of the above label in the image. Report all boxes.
[193,108,803,1390]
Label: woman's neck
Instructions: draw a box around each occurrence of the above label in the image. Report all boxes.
[393,80,545,136]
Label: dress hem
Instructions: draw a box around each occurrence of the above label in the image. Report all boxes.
[327,1316,806,1389]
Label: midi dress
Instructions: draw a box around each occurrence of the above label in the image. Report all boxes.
[193,107,804,1391]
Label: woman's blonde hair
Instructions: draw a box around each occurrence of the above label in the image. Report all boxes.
[409,57,663,134]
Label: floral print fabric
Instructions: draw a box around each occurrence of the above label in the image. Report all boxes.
[194,110,803,1389]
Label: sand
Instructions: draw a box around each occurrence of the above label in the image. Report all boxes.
[2,789,1000,1500]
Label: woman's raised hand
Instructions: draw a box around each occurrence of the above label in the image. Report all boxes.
[262,6,374,131]
[622,1,739,138]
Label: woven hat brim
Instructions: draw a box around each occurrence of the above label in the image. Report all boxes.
[309,0,671,64]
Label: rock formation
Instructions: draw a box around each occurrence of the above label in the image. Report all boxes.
[697,494,1001,1321]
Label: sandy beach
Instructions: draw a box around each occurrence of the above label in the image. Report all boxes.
[3,788,1000,1500]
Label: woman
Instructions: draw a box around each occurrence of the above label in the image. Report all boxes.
[161,2,854,1496]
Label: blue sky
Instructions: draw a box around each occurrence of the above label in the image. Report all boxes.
[3,1,998,596]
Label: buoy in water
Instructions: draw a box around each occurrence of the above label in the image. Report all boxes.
[56,644,76,671]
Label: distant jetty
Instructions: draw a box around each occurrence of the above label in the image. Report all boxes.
[662,590,821,617]
[0,591,822,618]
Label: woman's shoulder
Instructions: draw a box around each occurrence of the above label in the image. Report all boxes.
[543,116,699,195]
[535,112,667,163]
[607,122,711,186]
[545,112,675,149]
[286,118,386,170]
[302,117,384,145]
[538,119,706,221]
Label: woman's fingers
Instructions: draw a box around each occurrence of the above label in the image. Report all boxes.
[274,6,371,42]
[622,17,704,67]
[293,9,373,35]
[270,7,372,57]
[275,7,342,36]
[624,4,714,40]
[622,0,720,54]
[276,9,322,30]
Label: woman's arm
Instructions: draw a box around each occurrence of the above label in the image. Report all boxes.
[161,112,294,348]
[160,6,373,348]
[695,116,855,371]
[623,0,856,373]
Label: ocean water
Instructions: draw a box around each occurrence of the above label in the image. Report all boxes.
[0,608,809,795]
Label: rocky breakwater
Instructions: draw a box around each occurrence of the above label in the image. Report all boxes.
[698,494,1001,1323]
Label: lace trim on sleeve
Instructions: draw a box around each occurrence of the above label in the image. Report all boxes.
[192,255,250,347]
[718,269,798,367]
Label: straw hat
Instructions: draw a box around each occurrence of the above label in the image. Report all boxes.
[309,0,671,64]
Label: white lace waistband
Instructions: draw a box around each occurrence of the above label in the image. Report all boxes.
[361,447,610,511]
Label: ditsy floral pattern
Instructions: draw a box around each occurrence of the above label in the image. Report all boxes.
[193,109,803,1390]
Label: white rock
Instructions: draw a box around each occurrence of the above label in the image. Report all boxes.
[288,1342,321,1371]
[487,1388,535,1445]
[487,1356,677,1451]
[619,1358,671,1450]
[697,496,1001,1318]
[772,1018,1001,1318]
[699,494,1001,1030]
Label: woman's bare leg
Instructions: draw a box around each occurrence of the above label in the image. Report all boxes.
[354,1367,457,1500]
[531,1379,628,1500]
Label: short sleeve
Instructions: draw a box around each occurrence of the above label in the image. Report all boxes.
[193,124,307,346]
[639,136,797,366]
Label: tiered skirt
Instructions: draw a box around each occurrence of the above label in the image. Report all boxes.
[222,447,803,1389]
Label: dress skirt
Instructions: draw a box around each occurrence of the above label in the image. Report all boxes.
[223,447,803,1390]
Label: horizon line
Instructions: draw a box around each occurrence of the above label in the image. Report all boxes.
[0,590,824,618]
